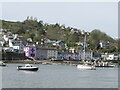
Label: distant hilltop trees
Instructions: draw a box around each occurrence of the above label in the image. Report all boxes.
[1,16,119,53]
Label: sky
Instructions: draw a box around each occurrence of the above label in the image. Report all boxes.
[1,2,118,38]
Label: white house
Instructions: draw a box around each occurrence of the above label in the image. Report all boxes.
[106,54,119,60]
[69,47,76,53]
[0,28,4,34]
[0,40,4,47]
[2,47,14,52]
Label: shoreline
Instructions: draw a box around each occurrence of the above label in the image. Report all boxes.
[1,59,119,65]
[1,60,81,65]
[1,59,119,67]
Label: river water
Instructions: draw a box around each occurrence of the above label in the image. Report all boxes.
[1,63,118,88]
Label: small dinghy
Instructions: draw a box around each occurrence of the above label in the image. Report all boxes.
[17,64,38,71]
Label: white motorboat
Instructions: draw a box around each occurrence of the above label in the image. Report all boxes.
[17,64,39,71]
[77,64,96,70]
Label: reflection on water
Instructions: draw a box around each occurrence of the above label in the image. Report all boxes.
[18,70,38,74]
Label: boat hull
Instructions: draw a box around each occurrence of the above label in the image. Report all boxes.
[17,66,38,71]
[0,64,6,67]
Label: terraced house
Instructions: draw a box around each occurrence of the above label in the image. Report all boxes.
[36,46,58,60]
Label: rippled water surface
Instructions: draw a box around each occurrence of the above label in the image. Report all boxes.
[2,64,118,88]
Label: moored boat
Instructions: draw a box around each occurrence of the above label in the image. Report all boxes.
[77,64,96,70]
[42,62,52,65]
[17,64,39,71]
[95,65,115,67]
[0,61,6,67]
[95,62,116,67]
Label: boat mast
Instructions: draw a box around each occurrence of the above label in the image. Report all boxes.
[84,34,86,60]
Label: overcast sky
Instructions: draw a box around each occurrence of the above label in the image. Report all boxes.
[1,2,118,38]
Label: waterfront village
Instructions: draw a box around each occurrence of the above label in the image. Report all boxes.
[0,28,120,67]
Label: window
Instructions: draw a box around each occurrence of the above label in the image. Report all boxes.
[31,54,35,57]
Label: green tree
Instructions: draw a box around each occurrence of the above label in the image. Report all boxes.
[29,33,35,40]
[68,32,79,42]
